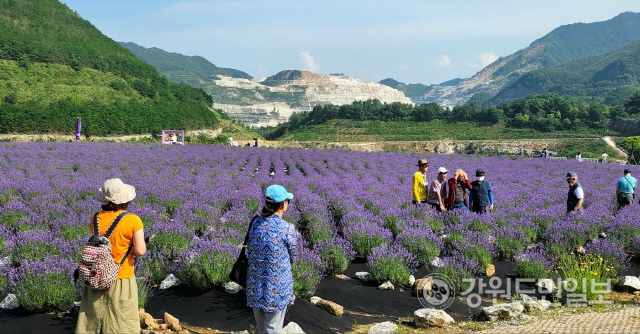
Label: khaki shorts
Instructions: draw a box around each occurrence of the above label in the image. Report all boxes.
[76,277,140,334]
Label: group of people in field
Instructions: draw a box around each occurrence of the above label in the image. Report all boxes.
[412,158,638,215]
[411,159,494,214]
[75,179,296,334]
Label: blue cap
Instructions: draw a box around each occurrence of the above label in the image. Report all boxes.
[265,185,294,203]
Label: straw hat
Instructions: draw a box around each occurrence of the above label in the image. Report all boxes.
[99,178,136,205]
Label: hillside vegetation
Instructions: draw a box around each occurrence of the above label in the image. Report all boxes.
[120,42,252,80]
[0,0,224,135]
[491,39,640,104]
[257,94,638,141]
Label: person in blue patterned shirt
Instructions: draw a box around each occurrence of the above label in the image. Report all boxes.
[246,185,298,333]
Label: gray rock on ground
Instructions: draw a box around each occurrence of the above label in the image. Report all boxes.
[159,274,181,290]
[408,275,415,287]
[481,302,525,321]
[0,294,19,309]
[429,257,444,268]
[368,321,398,334]
[224,281,242,294]
[378,281,394,290]
[619,276,640,291]
[355,272,372,281]
[520,294,551,312]
[414,308,455,328]
[282,321,305,334]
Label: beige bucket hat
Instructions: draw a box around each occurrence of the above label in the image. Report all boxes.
[99,178,136,205]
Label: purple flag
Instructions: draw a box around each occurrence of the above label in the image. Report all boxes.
[75,117,81,141]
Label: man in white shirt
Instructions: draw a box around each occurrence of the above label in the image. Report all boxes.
[565,172,584,215]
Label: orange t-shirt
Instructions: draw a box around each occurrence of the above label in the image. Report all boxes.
[88,210,144,279]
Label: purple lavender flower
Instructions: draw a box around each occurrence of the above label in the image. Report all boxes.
[367,243,417,285]
[584,238,630,275]
[395,227,443,265]
[314,237,355,275]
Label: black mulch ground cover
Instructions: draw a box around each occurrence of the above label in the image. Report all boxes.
[4,259,640,333]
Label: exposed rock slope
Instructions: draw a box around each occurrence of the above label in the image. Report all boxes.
[213,72,413,127]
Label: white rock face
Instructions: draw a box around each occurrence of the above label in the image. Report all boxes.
[213,72,413,127]
[159,274,181,290]
[378,281,394,290]
[415,45,545,107]
[368,321,398,334]
[224,281,242,294]
[282,322,305,334]
[619,276,640,291]
[414,308,455,328]
[355,272,372,281]
[0,294,19,309]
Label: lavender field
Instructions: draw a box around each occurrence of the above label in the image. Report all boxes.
[0,142,637,312]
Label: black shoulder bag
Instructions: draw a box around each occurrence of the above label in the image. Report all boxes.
[229,215,259,288]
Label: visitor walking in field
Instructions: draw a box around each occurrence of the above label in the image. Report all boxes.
[616,168,636,210]
[75,178,147,334]
[602,152,609,163]
[412,159,429,205]
[427,167,448,212]
[576,152,582,162]
[246,185,298,334]
[469,169,494,214]
[565,172,584,215]
[446,169,472,211]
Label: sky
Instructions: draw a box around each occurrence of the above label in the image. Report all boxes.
[62,1,640,85]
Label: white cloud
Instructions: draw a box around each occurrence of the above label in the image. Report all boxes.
[435,55,451,67]
[399,63,411,71]
[299,51,319,72]
[478,52,498,67]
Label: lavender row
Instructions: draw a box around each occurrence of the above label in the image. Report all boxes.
[0,142,635,311]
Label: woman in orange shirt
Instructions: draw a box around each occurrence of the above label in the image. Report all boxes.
[76,178,147,334]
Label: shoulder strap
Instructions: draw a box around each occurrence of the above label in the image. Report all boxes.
[243,215,260,246]
[92,213,100,236]
[103,211,129,238]
[624,176,636,190]
[119,243,133,266]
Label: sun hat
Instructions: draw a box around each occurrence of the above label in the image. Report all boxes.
[437,167,448,174]
[476,169,485,177]
[99,178,136,205]
[265,184,294,203]
[624,168,632,174]
[565,172,578,179]
[416,159,429,166]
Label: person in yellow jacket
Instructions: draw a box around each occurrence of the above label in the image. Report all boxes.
[412,159,429,205]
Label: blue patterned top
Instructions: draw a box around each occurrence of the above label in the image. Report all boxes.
[246,214,298,312]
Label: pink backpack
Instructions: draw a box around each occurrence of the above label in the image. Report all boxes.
[74,211,133,290]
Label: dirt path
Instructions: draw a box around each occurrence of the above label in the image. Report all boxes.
[601,136,629,159]
[477,306,640,334]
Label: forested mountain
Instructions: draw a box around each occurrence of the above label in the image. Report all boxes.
[418,12,640,106]
[120,42,252,80]
[378,78,433,98]
[0,0,222,136]
[491,40,640,104]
